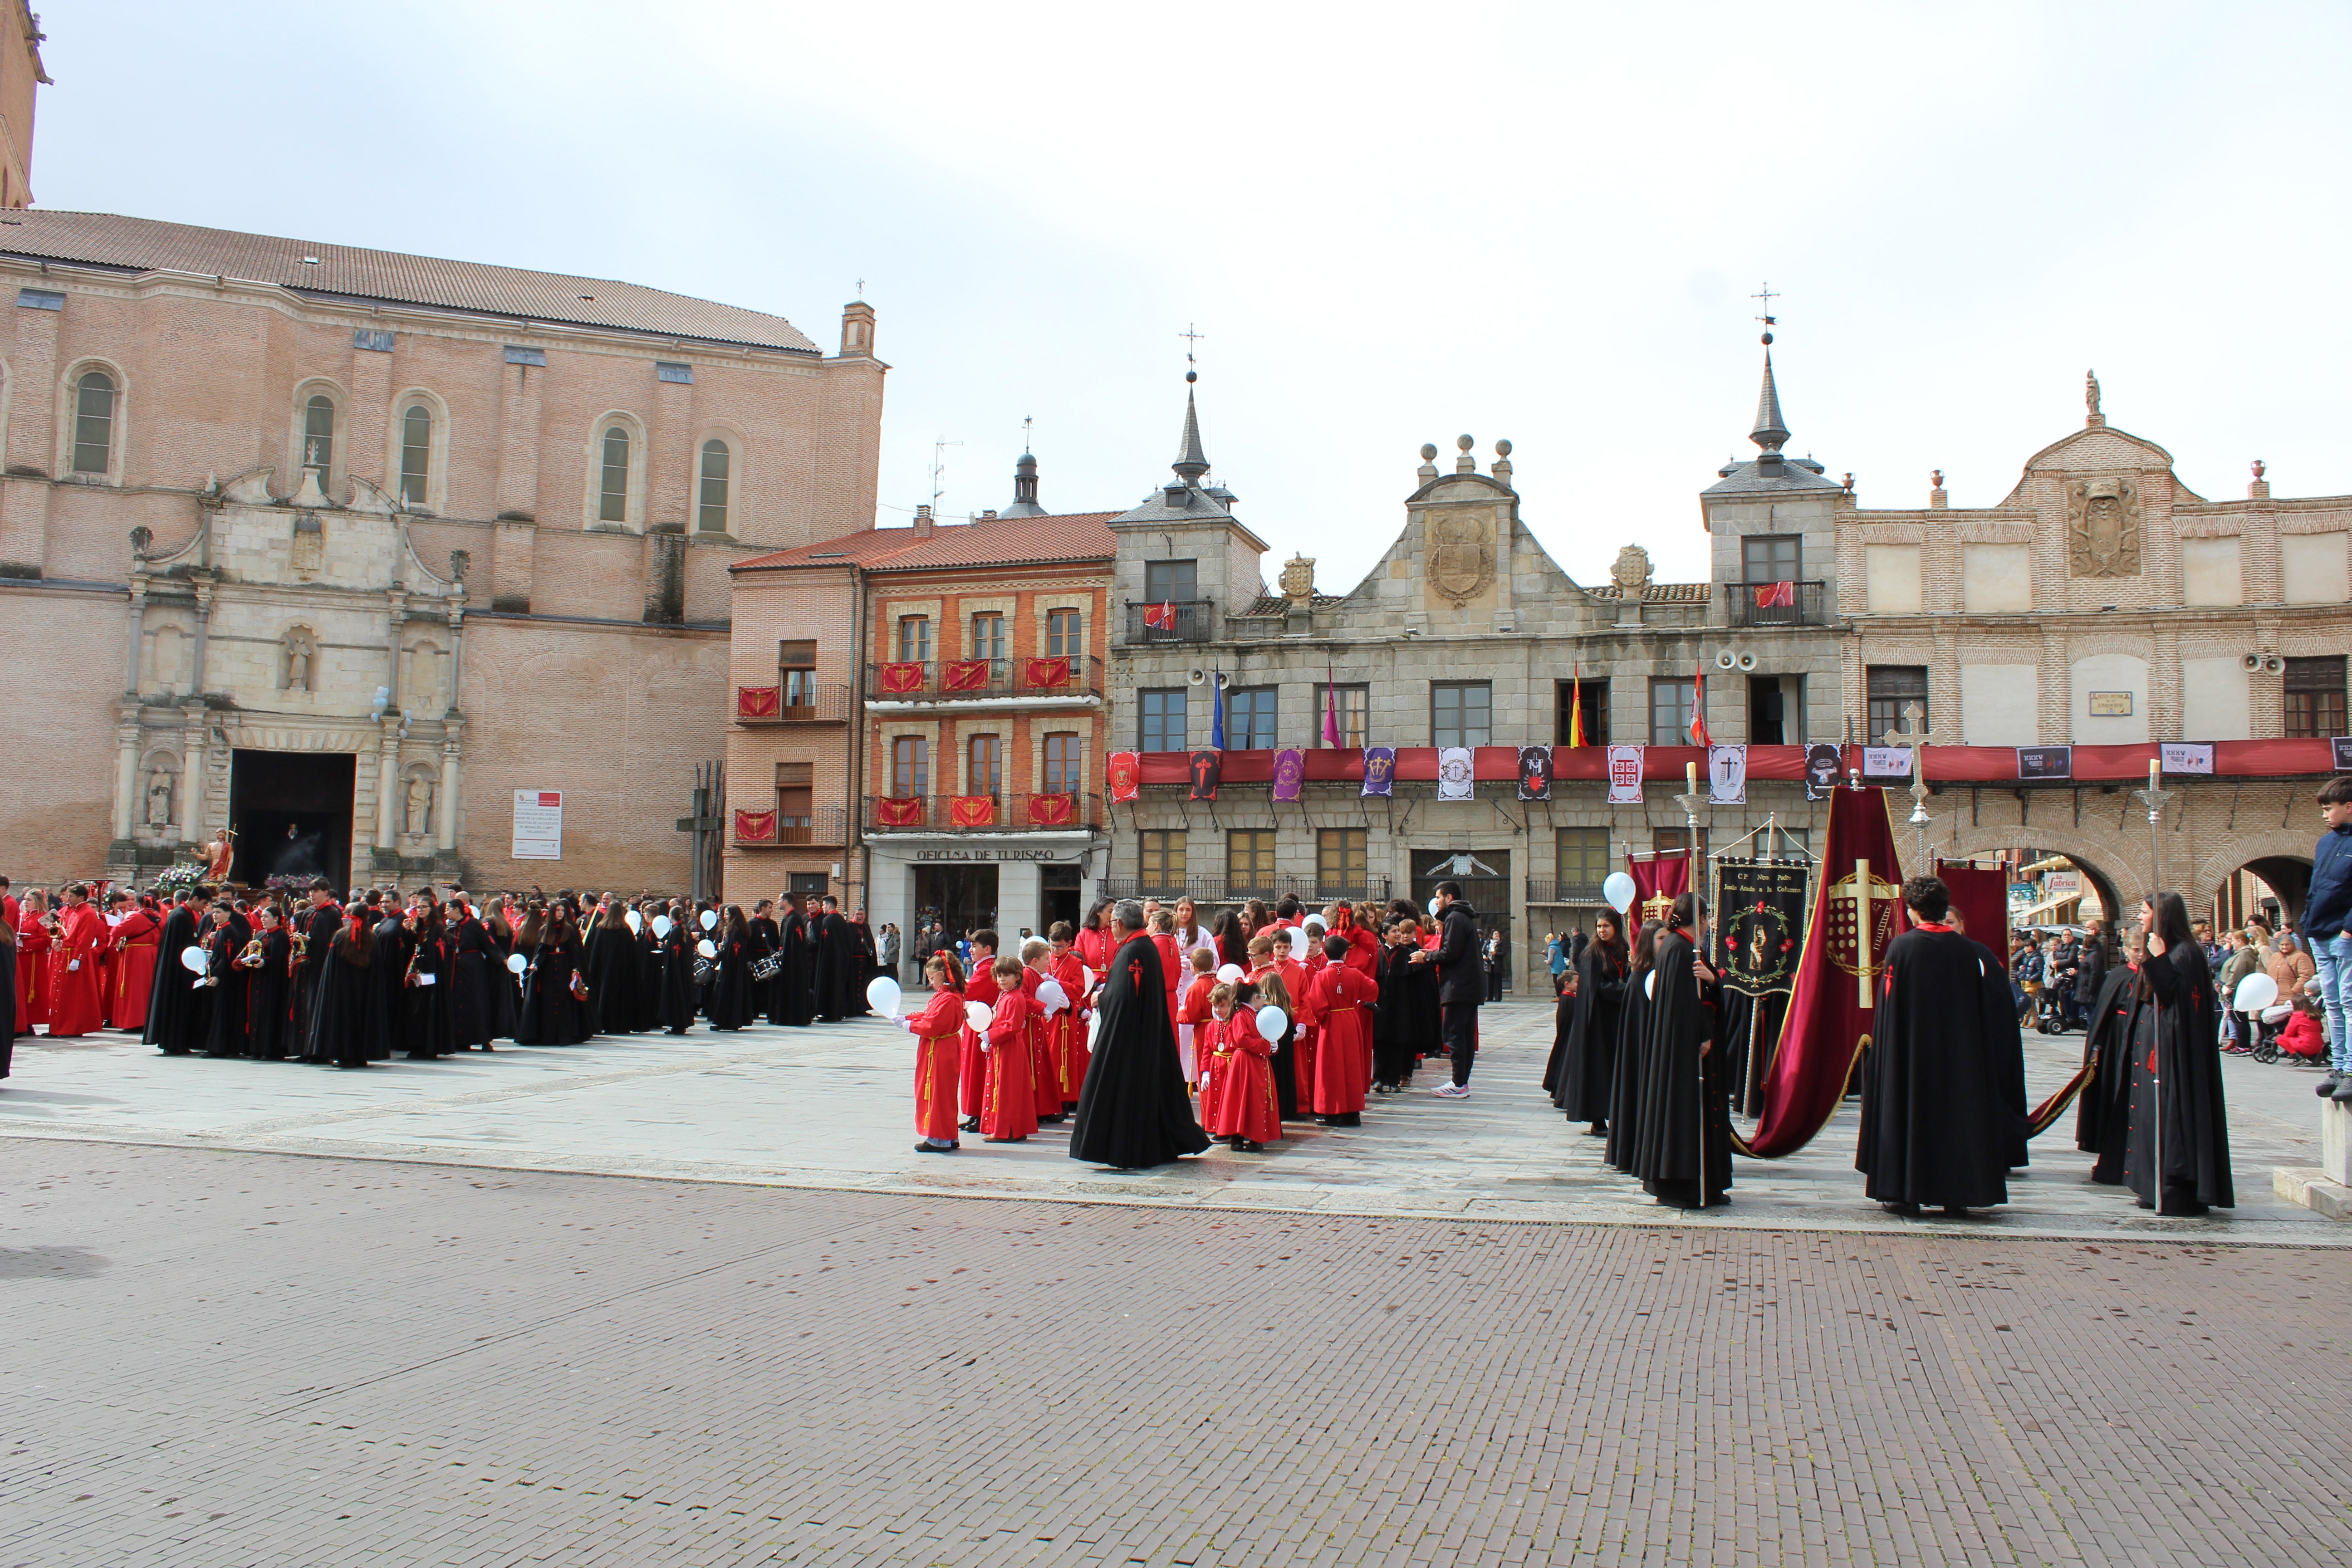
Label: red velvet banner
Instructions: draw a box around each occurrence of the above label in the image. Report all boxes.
[1029,793,1077,827]
[1934,861,2009,947]
[736,686,780,720]
[1024,656,1073,690]
[733,808,776,842]
[1627,851,1691,926]
[1105,753,1141,802]
[941,659,990,692]
[875,796,926,827]
[1734,787,1910,1160]
[950,795,998,828]
[878,662,926,695]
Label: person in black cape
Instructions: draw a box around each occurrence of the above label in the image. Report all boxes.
[654,904,697,1035]
[772,898,816,1027]
[812,898,862,1021]
[2073,932,2140,1183]
[579,901,641,1036]
[516,907,591,1045]
[706,905,758,1031]
[1856,877,2029,1215]
[1372,920,1426,1092]
[400,900,455,1059]
[304,911,375,1068]
[2124,892,2233,1214]
[1628,893,1730,1208]
[1554,911,1629,1133]
[243,905,295,1061]
[447,900,502,1051]
[1949,906,2032,1170]
[360,899,414,1062]
[287,881,339,1047]
[144,888,213,1055]
[1606,921,1662,1172]
[1068,900,1210,1170]
[201,901,254,1058]
[749,901,781,1023]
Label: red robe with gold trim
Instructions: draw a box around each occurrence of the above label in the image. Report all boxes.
[107,907,162,1031]
[15,910,52,1033]
[902,986,964,1141]
[1022,966,1060,1119]
[961,964,999,1118]
[1304,964,1379,1114]
[1046,951,1092,1100]
[44,903,108,1038]
[982,986,1039,1140]
[1202,1014,1280,1143]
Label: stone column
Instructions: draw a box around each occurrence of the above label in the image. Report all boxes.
[112,706,140,840]
[386,595,408,709]
[179,705,206,843]
[124,580,147,694]
[438,715,464,854]
[376,716,402,851]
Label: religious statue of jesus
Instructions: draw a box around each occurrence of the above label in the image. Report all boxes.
[202,828,234,883]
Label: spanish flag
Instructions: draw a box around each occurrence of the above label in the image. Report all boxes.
[1567,665,1584,748]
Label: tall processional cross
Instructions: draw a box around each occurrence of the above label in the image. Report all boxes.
[1880,701,1943,871]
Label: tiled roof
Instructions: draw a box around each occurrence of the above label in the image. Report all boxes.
[732,512,1119,574]
[1239,592,1345,615]
[1589,581,1712,602]
[0,210,820,353]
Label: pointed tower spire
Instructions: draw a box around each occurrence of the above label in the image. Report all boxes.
[1750,348,1789,455]
[1173,368,1209,483]
[1004,449,1044,517]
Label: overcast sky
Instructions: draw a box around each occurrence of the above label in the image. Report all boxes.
[39,2,2352,591]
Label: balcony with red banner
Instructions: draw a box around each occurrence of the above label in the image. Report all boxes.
[735,682,850,724]
[1725,579,1828,627]
[862,792,1103,834]
[862,656,1102,705]
[731,804,849,847]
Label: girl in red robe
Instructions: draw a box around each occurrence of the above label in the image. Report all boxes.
[898,954,965,1152]
[1248,932,1312,1119]
[1176,946,1216,1089]
[1205,980,1281,1151]
[1019,940,1061,1123]
[980,955,1039,1142]
[1305,933,1380,1125]
[1045,923,1092,1110]
[959,934,999,1135]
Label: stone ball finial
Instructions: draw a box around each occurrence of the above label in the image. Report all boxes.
[1456,434,1474,453]
[1495,439,1512,458]
[1420,443,1438,461]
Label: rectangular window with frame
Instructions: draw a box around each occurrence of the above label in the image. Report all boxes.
[1557,678,1610,746]
[1316,683,1370,748]
[1649,677,1697,746]
[970,612,1006,665]
[1557,827,1610,892]
[895,616,931,664]
[1432,681,1492,748]
[778,638,818,710]
[1046,608,1081,657]
[775,761,814,838]
[1140,829,1187,889]
[1226,829,1278,895]
[1742,534,1803,583]
[1043,732,1082,795]
[967,734,1002,797]
[1140,688,1188,751]
[1866,664,1930,745]
[2284,656,2348,740]
[1317,828,1367,892]
[891,735,929,796]
[1144,560,1198,604]
[1227,686,1278,750]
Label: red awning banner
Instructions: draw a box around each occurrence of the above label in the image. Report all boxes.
[736,686,780,720]
[1029,793,1078,827]
[733,808,776,842]
[941,659,990,692]
[950,795,999,828]
[1024,656,1073,690]
[878,662,926,695]
[876,796,926,827]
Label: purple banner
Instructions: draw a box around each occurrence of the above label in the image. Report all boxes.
[1271,748,1305,802]
[1361,746,1396,798]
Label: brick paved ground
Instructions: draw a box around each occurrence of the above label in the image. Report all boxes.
[5,1139,2349,1567]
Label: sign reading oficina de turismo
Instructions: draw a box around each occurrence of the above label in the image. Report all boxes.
[512,789,564,860]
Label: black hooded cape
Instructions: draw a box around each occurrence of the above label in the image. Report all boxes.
[1855,928,2028,1210]
[1068,933,1210,1169]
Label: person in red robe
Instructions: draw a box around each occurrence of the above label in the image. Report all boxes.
[1074,903,1112,975]
[1149,911,1184,1027]
[980,956,1039,1142]
[1247,931,1311,1118]
[959,932,1000,1135]
[43,884,109,1039]
[1205,981,1281,1151]
[107,895,162,1031]
[898,954,966,1152]
[1304,933,1380,1125]
[1019,940,1063,1123]
[16,888,53,1035]
[1326,904,1382,978]
[1045,923,1093,1110]
[1176,946,1216,1089]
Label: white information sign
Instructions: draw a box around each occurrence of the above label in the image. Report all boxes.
[512,789,564,860]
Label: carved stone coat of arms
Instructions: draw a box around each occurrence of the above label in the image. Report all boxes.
[2067,476,2143,578]
[1425,509,1495,607]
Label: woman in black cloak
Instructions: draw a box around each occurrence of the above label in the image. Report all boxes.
[749,902,781,1022]
[146,894,212,1055]
[1554,911,1629,1133]
[1628,895,1730,1208]
[772,900,816,1027]
[448,900,502,1051]
[516,908,590,1046]
[1372,919,1424,1092]
[1606,921,1661,1172]
[2073,930,2140,1183]
[304,911,376,1069]
[706,905,758,1031]
[201,903,253,1058]
[579,902,640,1036]
[244,904,295,1061]
[2124,892,2233,1215]
[1067,913,1210,1170]
[401,902,455,1059]
[655,903,698,1036]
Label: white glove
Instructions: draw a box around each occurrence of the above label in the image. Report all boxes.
[898,1015,916,1032]
[68,959,80,971]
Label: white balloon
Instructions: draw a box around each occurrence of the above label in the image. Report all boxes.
[1427,897,1441,917]
[1255,1004,1287,1043]
[1088,1012,1102,1042]
[652,914,673,939]
[179,944,207,974]
[625,909,643,934]
[506,952,528,975]
[1603,872,1639,915]
[1215,963,1244,984]
[1036,979,1068,1015]
[1286,927,1310,960]
[697,938,719,959]
[964,999,995,1033]
[1081,965,1095,992]
[1644,970,1656,999]
[866,975,903,1019]
[2233,972,2279,1012]
[700,909,718,931]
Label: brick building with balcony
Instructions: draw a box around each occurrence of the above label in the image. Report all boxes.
[724,454,1112,937]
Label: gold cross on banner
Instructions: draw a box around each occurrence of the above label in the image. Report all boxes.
[1840,858,1877,1011]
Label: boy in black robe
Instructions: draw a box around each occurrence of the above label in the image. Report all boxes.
[813,898,861,1021]
[1629,895,1730,1208]
[244,905,295,1061]
[1067,901,1210,1170]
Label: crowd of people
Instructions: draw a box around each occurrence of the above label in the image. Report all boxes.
[1,877,892,1070]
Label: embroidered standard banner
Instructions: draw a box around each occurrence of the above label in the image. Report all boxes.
[878,662,926,695]
[949,794,998,828]
[1024,656,1072,690]
[1708,743,1748,804]
[1714,857,1809,996]
[1804,743,1841,800]
[1028,793,1077,827]
[1605,744,1644,804]
[1436,746,1475,800]
[2160,742,2215,775]
[875,796,926,827]
[1271,748,1306,803]
[1188,750,1222,801]
[1362,746,1396,798]
[736,686,780,720]
[1627,851,1690,926]
[941,659,990,692]
[1106,752,1142,803]
[733,808,776,842]
[1517,745,1553,801]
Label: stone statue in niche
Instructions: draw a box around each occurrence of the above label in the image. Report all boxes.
[2066,476,2143,578]
[405,776,433,838]
[283,627,318,692]
[146,768,174,828]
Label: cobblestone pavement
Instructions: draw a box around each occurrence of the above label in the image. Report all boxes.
[1,1001,2339,1240]
[4,1138,2348,1567]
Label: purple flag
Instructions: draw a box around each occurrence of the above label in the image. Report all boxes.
[1272,748,1306,803]
[1361,746,1396,798]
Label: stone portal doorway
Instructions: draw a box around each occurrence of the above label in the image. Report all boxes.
[913,863,998,945]
[230,750,355,892]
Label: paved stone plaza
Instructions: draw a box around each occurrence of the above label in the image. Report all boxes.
[6,1005,2351,1566]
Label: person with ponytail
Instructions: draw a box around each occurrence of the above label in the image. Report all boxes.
[2124,890,2233,1214]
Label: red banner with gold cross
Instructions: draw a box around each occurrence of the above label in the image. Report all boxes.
[1028,793,1076,827]
[1024,656,1072,690]
[733,808,776,842]
[950,795,998,828]
[941,659,990,692]
[878,662,926,695]
[876,796,926,827]
[736,686,780,720]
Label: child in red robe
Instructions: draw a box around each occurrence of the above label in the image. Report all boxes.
[1248,931,1312,1117]
[898,954,965,1152]
[1019,939,1062,1123]
[1205,980,1281,1151]
[1305,933,1380,1126]
[980,955,1038,1142]
[1045,922,1092,1110]
[1177,946,1216,1088]
[958,931,999,1134]
[1150,910,1184,1026]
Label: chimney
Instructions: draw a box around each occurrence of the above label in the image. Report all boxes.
[912,504,935,538]
[839,299,876,358]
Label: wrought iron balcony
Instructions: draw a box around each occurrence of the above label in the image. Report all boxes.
[862,792,1103,834]
[1725,579,1829,628]
[1097,874,1393,906]
[735,682,851,724]
[1122,598,1215,645]
[1525,878,1608,905]
[731,804,848,847]
[862,655,1103,703]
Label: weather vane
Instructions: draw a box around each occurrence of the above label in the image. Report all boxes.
[1180,323,1205,368]
[1752,282,1778,327]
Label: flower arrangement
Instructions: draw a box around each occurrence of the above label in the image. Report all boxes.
[152,862,202,891]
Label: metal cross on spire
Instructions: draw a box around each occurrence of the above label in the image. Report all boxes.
[1022,415,1033,449]
[1752,282,1779,326]
[1180,323,1205,367]
[855,278,865,299]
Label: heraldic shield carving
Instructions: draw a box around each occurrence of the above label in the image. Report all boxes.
[2066,475,2143,578]
[1425,508,1495,607]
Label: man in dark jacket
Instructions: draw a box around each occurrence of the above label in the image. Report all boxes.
[2073,919,2107,1028]
[1416,881,1485,1098]
[2308,776,2352,1098]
